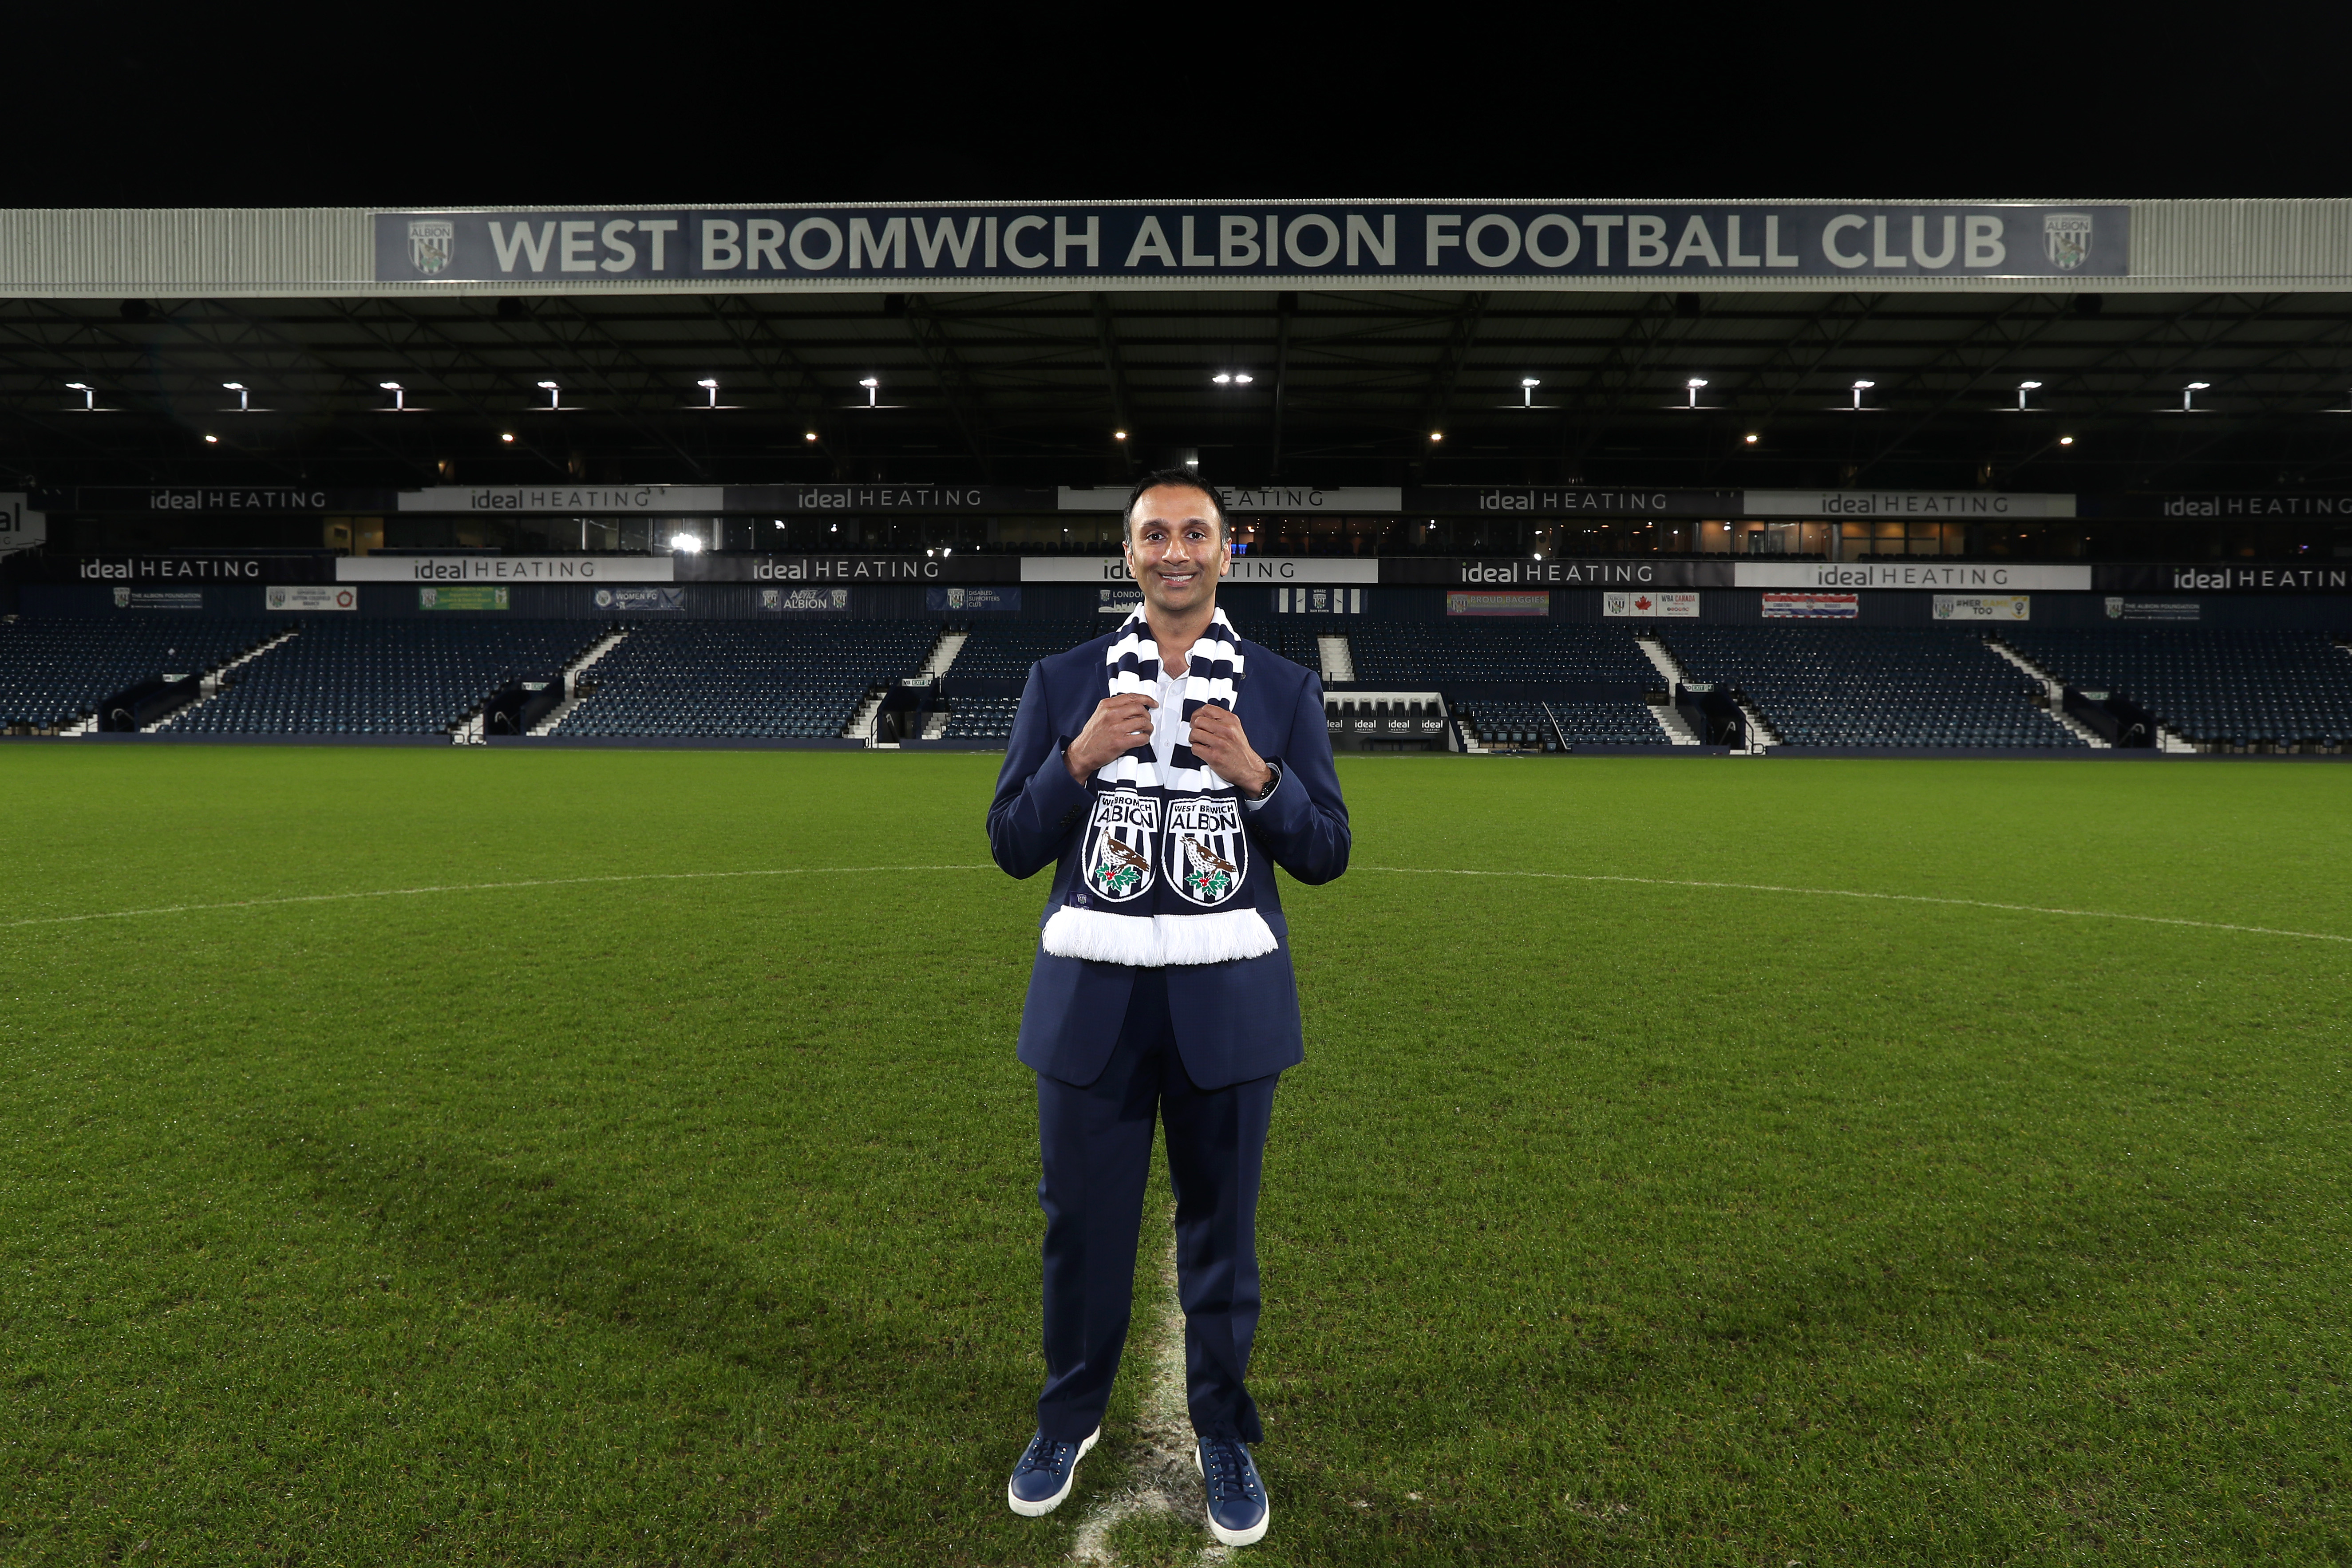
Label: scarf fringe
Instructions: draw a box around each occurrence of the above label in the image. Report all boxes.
[1040,905,1279,968]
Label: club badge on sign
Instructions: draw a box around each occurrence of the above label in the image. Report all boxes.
[1079,790,1160,903]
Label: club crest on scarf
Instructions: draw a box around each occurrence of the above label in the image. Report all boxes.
[1039,605,1281,968]
[1169,795,1246,907]
[1081,789,1159,902]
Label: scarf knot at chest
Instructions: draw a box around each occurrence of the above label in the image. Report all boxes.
[1040,608,1280,968]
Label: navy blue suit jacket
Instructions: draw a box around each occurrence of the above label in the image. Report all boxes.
[987,626,1351,1090]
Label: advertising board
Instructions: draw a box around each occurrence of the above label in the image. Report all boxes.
[266,585,356,611]
[1603,590,1699,617]
[1447,591,1550,616]
[1761,593,1858,619]
[1931,593,2031,620]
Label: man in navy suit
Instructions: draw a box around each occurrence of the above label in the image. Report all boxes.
[987,470,1350,1548]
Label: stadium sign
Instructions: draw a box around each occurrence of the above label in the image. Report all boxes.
[1023,556,1380,584]
[731,484,1053,513]
[1382,557,1730,586]
[2143,493,2352,517]
[373,205,2128,284]
[0,493,45,554]
[1742,490,2077,518]
[688,553,1012,582]
[2094,564,2352,592]
[1735,562,2093,590]
[336,555,676,582]
[1411,486,1734,516]
[1057,486,1402,513]
[397,485,724,513]
[51,486,387,513]
[68,553,322,581]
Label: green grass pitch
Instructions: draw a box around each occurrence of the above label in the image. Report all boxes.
[3,746,2348,1565]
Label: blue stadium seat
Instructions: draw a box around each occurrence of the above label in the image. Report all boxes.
[1663,626,2079,748]
[554,620,935,738]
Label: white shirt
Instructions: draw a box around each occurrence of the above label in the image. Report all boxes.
[1154,665,1277,810]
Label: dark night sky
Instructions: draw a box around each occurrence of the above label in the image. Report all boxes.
[14,9,2351,209]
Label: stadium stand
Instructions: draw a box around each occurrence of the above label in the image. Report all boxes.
[1453,697,1669,749]
[940,695,1022,741]
[947,620,1104,682]
[1258,620,1336,675]
[553,620,935,738]
[1662,626,2081,748]
[168,620,598,735]
[1348,621,1656,685]
[0,616,277,731]
[2003,628,2352,750]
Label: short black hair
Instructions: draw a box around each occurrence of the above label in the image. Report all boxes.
[1122,468,1225,544]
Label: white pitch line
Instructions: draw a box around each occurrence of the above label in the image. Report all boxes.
[1356,865,2352,946]
[7,860,2344,951]
[0,865,996,931]
[1069,1220,1225,1567]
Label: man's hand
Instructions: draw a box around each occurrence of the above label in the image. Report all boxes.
[1066,693,1159,782]
[1187,705,1272,795]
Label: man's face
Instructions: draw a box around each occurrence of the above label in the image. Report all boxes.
[1124,486,1229,617]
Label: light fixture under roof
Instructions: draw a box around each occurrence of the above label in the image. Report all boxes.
[2173,381,2211,413]
[378,380,413,413]
[858,376,881,408]
[1213,372,1232,385]
[1846,379,1876,411]
[1234,372,1253,385]
[535,380,563,411]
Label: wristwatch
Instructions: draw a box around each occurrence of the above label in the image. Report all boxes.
[1249,760,1282,800]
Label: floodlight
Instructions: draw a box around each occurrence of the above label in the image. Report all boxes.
[379,381,408,412]
[221,381,253,413]
[1848,379,1875,411]
[1113,429,1128,440]
[2186,381,2210,390]
[669,532,704,553]
[1744,433,1760,444]
[2178,381,2210,412]
[1234,372,1253,385]
[859,376,880,407]
[1429,431,1444,442]
[203,433,219,443]
[535,380,561,410]
[2059,435,2075,446]
[65,381,95,411]
[1522,377,1542,387]
[1213,373,1233,385]
[805,431,819,442]
[500,432,515,443]
[2018,380,2043,390]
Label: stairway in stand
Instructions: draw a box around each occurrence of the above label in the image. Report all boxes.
[528,626,634,735]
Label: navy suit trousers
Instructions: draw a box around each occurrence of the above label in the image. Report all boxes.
[1035,970,1277,1445]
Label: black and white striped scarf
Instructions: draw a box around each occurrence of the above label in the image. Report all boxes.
[1041,607,1279,967]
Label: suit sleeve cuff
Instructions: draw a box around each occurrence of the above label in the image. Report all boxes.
[1241,766,1281,811]
[1034,740,1093,810]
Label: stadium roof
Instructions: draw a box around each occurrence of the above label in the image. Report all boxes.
[6,200,2352,495]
